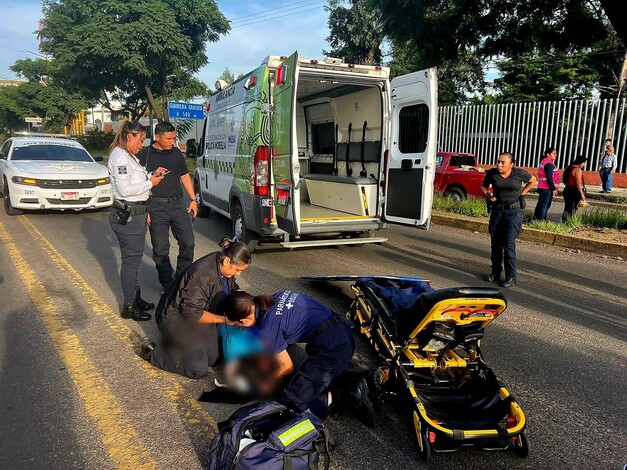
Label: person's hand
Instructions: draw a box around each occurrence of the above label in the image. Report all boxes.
[188,200,198,217]
[155,166,168,177]
[149,172,164,186]
[147,213,151,226]
[553,189,558,196]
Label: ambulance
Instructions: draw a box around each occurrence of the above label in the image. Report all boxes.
[194,52,437,249]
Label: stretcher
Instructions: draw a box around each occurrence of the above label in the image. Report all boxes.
[305,275,529,461]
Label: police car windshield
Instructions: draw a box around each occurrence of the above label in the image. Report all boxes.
[12,144,93,162]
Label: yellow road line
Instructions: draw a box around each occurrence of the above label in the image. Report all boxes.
[17,216,217,437]
[0,219,156,470]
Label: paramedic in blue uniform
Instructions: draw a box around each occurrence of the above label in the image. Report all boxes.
[223,290,375,427]
[108,120,166,321]
[138,121,198,291]
[481,152,536,288]
[141,238,251,379]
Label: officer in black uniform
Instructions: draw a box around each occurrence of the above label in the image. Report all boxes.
[108,120,166,321]
[481,152,536,288]
[223,290,376,427]
[139,122,198,290]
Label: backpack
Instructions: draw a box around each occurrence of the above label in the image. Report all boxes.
[207,401,334,470]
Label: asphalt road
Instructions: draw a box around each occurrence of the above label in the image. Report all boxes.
[0,207,625,470]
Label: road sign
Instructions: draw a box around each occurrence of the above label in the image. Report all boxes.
[167,101,205,120]
[25,117,42,125]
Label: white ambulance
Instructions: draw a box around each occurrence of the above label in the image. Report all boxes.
[194,52,437,249]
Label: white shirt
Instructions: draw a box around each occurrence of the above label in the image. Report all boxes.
[107,146,152,201]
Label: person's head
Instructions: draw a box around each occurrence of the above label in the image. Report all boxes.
[606,145,615,155]
[543,147,557,161]
[496,152,515,174]
[563,155,587,183]
[225,353,279,395]
[605,138,612,147]
[153,122,177,151]
[110,120,146,155]
[217,237,252,278]
[222,291,276,326]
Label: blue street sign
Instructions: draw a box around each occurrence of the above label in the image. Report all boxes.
[167,101,205,120]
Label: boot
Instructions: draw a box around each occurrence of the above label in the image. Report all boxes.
[121,304,151,322]
[134,290,155,311]
[334,376,375,428]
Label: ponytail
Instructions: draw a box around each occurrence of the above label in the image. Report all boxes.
[219,236,252,266]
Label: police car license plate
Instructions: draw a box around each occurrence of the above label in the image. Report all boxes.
[61,192,79,200]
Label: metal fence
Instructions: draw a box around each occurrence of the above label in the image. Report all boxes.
[438,98,627,172]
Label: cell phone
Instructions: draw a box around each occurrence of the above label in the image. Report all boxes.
[160,169,171,176]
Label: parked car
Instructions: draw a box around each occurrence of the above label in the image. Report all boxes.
[0,136,113,215]
[434,152,486,202]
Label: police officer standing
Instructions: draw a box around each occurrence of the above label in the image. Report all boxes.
[139,122,198,291]
[108,120,166,321]
[481,152,536,288]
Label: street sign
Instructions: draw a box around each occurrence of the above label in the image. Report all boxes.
[167,101,205,120]
[25,117,42,125]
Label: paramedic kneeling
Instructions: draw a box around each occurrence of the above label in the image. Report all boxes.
[142,238,251,378]
[481,152,536,288]
[223,290,375,427]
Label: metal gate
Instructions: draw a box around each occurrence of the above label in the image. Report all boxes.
[438,98,626,172]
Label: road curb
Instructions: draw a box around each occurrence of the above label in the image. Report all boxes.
[430,213,626,258]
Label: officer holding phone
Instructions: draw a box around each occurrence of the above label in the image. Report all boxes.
[108,120,166,321]
[139,122,198,291]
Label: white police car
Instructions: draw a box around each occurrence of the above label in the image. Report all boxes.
[0,136,113,215]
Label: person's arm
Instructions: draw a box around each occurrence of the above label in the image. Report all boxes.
[521,175,537,196]
[274,349,294,379]
[574,168,586,200]
[180,173,198,216]
[545,163,556,192]
[611,154,617,174]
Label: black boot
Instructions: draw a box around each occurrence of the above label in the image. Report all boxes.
[134,290,155,311]
[334,376,375,428]
[121,304,151,322]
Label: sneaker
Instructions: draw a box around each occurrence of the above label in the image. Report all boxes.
[484,273,500,283]
[140,340,156,361]
[346,378,375,428]
[502,278,517,288]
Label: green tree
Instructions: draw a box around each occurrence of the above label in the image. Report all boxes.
[0,58,88,133]
[40,0,229,121]
[324,0,384,65]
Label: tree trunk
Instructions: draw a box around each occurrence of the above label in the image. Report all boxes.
[144,84,162,122]
[600,0,627,48]
[161,84,169,123]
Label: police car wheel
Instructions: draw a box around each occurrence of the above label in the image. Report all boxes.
[3,180,23,216]
[231,201,258,252]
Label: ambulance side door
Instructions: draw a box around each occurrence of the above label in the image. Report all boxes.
[384,67,438,228]
[271,52,301,235]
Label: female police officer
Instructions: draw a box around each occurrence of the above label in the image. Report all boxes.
[108,120,166,321]
[222,290,375,427]
[481,152,536,288]
[143,238,251,379]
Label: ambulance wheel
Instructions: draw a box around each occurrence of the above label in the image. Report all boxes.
[3,180,22,216]
[232,201,258,252]
[512,431,530,458]
[194,181,210,218]
[444,186,465,203]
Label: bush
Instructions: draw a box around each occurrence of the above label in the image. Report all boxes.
[577,208,627,229]
[433,194,488,217]
[76,129,114,152]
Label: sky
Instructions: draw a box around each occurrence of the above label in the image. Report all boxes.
[0,0,331,91]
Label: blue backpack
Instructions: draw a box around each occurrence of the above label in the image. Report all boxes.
[208,401,334,470]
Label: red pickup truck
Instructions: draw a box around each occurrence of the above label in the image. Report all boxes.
[434,152,486,202]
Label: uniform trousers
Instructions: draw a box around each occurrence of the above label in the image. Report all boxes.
[488,207,523,280]
[148,198,195,289]
[150,324,220,379]
[109,208,148,306]
[280,317,355,419]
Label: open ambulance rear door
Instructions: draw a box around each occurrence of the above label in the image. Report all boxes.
[271,51,301,235]
[384,67,438,228]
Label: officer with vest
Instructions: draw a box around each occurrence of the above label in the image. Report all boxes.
[108,120,166,321]
[533,147,559,221]
[139,122,198,291]
[482,152,536,288]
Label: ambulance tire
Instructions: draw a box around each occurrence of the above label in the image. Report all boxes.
[194,181,210,218]
[231,201,258,252]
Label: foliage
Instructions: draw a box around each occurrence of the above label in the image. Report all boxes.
[432,194,488,217]
[0,58,89,133]
[576,208,627,229]
[324,0,384,65]
[76,129,115,152]
[40,0,229,120]
[218,67,236,85]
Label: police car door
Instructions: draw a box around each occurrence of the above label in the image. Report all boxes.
[271,51,301,235]
[384,68,437,227]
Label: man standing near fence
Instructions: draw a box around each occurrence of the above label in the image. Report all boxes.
[599,139,618,193]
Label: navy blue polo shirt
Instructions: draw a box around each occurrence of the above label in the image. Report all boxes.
[256,291,332,354]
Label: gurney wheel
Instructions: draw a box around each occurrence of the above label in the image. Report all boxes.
[418,426,431,462]
[512,431,530,458]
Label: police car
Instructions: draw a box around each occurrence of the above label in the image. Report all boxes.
[0,136,113,215]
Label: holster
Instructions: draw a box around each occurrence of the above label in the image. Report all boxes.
[113,199,132,225]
